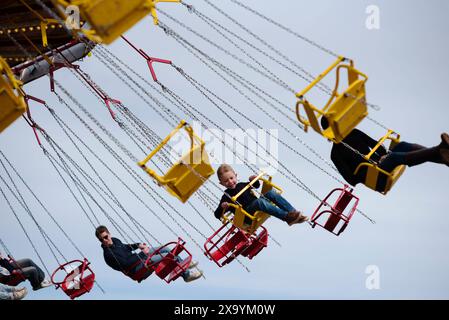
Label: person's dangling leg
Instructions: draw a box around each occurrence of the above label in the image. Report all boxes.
[19,266,41,290]
[380,137,449,171]
[246,197,289,221]
[262,189,295,212]
[15,259,45,283]
[246,198,307,226]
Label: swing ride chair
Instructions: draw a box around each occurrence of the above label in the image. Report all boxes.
[221,172,283,235]
[125,238,192,284]
[295,56,369,144]
[310,185,359,236]
[50,258,95,300]
[52,0,180,45]
[354,130,406,195]
[0,256,27,286]
[138,120,215,203]
[0,58,27,133]
[204,221,268,268]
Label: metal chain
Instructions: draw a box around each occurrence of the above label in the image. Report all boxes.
[159,9,296,94]
[160,23,376,223]
[183,1,332,94]
[0,176,54,277]
[225,0,340,58]
[54,86,209,253]
[200,0,380,111]
[47,106,162,245]
[0,150,87,258]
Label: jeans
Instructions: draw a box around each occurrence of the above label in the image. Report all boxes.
[14,259,45,290]
[246,189,296,221]
[0,283,15,300]
[379,142,424,172]
[135,247,191,280]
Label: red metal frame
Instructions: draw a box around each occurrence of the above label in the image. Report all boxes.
[51,258,95,300]
[0,256,27,286]
[310,185,359,236]
[121,36,172,82]
[204,222,268,267]
[147,238,192,284]
[124,238,192,284]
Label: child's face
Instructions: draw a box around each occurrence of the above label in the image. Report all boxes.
[219,170,238,189]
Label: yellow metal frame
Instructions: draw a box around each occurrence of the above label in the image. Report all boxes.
[138,120,215,203]
[53,0,180,44]
[295,56,369,143]
[353,130,406,195]
[0,58,27,133]
[221,173,283,234]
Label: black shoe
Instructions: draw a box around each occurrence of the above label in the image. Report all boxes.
[440,149,449,166]
[440,133,449,149]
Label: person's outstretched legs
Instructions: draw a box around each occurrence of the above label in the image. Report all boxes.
[380,133,449,171]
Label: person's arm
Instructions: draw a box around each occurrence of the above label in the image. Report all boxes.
[248,175,261,189]
[103,249,123,272]
[214,193,236,219]
[126,243,141,251]
[0,258,14,273]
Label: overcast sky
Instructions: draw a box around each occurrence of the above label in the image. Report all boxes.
[1,0,449,300]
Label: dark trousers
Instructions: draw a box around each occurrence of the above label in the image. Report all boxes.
[14,259,45,289]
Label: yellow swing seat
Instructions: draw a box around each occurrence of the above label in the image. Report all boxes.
[354,130,406,195]
[138,120,215,203]
[0,58,26,133]
[296,56,369,144]
[54,0,180,44]
[221,173,283,234]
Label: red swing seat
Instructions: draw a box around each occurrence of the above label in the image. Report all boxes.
[0,256,26,286]
[125,238,192,284]
[310,185,359,236]
[51,258,95,300]
[204,222,268,267]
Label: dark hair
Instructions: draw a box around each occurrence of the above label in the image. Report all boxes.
[320,116,329,130]
[95,225,109,241]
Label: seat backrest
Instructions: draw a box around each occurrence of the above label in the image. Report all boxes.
[61,273,96,300]
[241,227,268,259]
[0,74,26,133]
[0,273,25,286]
[81,0,151,44]
[327,79,368,143]
[232,207,270,235]
[332,189,354,215]
[360,163,406,194]
[162,145,215,202]
[209,229,249,263]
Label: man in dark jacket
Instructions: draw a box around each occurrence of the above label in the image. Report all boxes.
[95,226,203,282]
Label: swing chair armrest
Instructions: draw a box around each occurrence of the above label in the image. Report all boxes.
[295,56,346,98]
[365,130,400,160]
[231,172,266,202]
[227,204,257,221]
[138,120,187,167]
[354,162,392,177]
[258,178,283,193]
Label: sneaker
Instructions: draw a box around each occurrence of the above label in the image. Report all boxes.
[184,269,203,283]
[33,279,52,290]
[287,211,309,226]
[188,260,199,270]
[298,214,310,223]
[12,287,28,300]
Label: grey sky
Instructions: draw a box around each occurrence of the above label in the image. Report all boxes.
[1,0,448,300]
